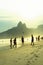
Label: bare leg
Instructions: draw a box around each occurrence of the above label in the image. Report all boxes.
[33,42,34,45]
[31,42,32,45]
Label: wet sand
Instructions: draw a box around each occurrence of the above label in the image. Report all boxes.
[0,40,43,65]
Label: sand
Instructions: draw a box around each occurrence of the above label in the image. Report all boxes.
[0,40,43,65]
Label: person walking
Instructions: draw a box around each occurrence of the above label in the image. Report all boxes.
[21,36,24,45]
[31,34,34,45]
[10,38,12,49]
[13,38,17,48]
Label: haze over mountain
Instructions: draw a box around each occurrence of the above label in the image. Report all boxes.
[0,0,43,33]
[0,22,43,38]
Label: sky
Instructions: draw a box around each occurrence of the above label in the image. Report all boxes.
[0,0,43,32]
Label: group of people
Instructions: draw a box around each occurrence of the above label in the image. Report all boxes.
[36,35,40,41]
[10,36,24,49]
[10,35,40,48]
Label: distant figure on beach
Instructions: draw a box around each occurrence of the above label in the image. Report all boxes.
[13,38,17,48]
[41,37,43,40]
[31,34,34,45]
[38,35,40,41]
[10,38,12,48]
[36,37,37,41]
[21,36,24,45]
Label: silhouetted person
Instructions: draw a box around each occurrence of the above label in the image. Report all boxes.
[36,37,37,41]
[13,38,17,48]
[10,38,12,49]
[38,35,40,41]
[21,36,24,45]
[31,34,34,45]
[41,37,43,40]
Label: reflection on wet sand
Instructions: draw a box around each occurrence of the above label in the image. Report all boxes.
[0,37,36,48]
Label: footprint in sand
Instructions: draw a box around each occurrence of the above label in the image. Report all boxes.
[34,58,37,60]
[30,51,34,55]
[26,60,31,65]
[31,60,35,62]
[36,50,39,53]
[26,55,38,65]
[26,58,29,61]
[38,47,41,49]
[26,49,40,65]
[36,50,40,55]
[25,55,28,58]
[30,54,39,63]
[30,56,34,60]
[18,57,21,60]
[26,63,30,65]
[34,53,39,58]
[15,60,18,62]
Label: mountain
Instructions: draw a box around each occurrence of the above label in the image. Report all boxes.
[0,22,31,38]
[36,24,43,34]
[0,22,43,38]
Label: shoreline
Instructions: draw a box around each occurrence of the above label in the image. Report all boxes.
[0,40,43,65]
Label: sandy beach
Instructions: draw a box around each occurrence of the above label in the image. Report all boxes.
[0,40,43,65]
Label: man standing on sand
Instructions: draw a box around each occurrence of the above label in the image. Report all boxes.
[38,35,40,41]
[10,38,12,49]
[13,38,17,48]
[21,36,24,45]
[31,34,34,45]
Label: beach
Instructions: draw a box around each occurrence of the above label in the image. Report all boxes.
[0,40,43,65]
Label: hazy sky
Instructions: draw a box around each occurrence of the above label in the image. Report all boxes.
[0,0,43,32]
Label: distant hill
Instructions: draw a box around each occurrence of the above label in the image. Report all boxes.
[0,22,31,38]
[0,22,43,38]
[36,24,43,34]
